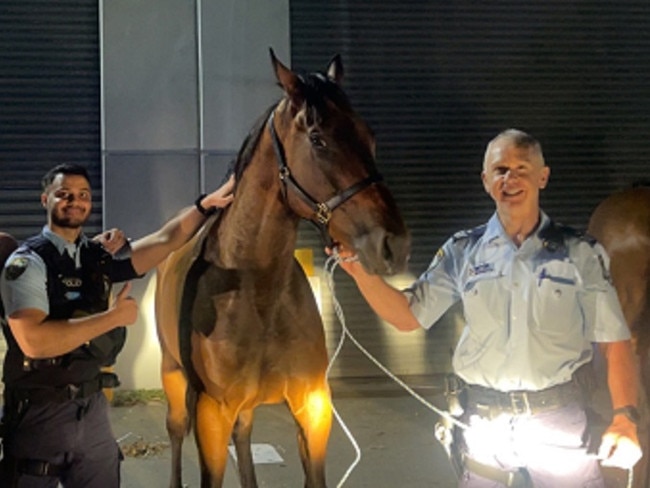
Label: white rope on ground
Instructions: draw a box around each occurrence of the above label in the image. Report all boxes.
[323,251,469,488]
[325,312,361,488]
[323,250,633,488]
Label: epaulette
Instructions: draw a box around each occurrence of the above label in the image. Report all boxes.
[452,224,487,244]
[540,221,595,252]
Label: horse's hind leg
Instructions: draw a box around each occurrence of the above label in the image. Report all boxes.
[287,382,333,488]
[195,392,234,488]
[161,354,190,488]
[232,409,258,488]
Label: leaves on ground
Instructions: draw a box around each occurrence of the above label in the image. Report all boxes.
[120,437,169,458]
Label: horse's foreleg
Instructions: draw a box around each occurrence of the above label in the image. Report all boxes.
[287,383,332,488]
[195,392,234,488]
[161,363,189,488]
[232,409,258,488]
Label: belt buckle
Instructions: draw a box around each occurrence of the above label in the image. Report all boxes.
[509,391,531,415]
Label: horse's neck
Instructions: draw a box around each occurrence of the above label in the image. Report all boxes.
[205,147,299,270]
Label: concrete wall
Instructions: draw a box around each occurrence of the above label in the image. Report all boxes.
[101,0,290,389]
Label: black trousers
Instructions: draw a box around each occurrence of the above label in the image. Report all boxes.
[1,391,121,488]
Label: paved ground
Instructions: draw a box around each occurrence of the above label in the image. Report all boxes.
[111,378,458,488]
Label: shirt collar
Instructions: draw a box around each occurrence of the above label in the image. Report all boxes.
[42,226,89,258]
[483,210,551,247]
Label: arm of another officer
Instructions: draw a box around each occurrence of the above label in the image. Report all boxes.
[129,175,234,275]
[333,246,421,331]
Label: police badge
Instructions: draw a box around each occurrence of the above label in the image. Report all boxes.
[5,256,29,281]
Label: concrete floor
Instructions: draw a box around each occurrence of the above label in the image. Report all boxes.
[110,378,458,488]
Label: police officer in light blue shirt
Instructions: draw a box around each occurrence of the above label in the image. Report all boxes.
[334,129,642,487]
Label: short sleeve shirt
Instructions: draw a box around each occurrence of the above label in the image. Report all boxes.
[403,211,630,391]
[1,227,137,317]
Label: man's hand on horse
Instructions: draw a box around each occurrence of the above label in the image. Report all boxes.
[202,174,236,209]
[598,416,643,469]
[94,228,128,256]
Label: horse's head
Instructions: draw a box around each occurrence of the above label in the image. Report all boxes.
[268,49,410,275]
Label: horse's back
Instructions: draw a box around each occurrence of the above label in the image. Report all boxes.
[588,186,650,251]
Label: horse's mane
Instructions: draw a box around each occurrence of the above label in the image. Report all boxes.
[221,71,353,189]
[219,104,276,189]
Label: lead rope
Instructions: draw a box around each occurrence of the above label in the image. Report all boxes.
[324,251,634,488]
[324,251,469,488]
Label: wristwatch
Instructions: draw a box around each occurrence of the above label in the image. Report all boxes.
[195,193,217,217]
[612,405,640,424]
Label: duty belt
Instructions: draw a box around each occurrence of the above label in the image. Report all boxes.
[6,372,120,405]
[465,380,583,418]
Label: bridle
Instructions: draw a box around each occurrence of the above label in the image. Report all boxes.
[267,110,383,247]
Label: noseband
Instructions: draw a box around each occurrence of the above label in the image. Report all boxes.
[267,110,383,246]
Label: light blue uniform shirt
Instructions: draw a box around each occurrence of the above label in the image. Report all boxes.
[1,226,89,316]
[404,211,630,392]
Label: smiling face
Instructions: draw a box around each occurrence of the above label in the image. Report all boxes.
[481,131,550,224]
[42,173,92,234]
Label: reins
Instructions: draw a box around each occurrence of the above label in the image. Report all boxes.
[267,110,383,247]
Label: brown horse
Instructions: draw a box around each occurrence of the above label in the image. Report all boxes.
[588,184,650,488]
[154,50,410,488]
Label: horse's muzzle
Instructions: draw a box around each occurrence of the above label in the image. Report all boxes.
[354,227,411,276]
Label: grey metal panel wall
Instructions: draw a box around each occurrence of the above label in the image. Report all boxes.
[101,0,291,389]
[291,1,650,379]
[0,0,102,240]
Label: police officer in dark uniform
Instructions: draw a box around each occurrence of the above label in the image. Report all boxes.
[0,163,234,487]
[334,130,642,486]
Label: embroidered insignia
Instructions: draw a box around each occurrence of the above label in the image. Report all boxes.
[4,257,28,281]
[470,262,494,276]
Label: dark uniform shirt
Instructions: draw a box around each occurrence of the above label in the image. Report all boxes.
[0,226,139,389]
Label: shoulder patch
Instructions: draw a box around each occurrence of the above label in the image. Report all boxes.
[5,256,29,281]
[540,221,591,252]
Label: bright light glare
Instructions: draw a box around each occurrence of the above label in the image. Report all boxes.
[464,412,596,475]
[306,389,331,426]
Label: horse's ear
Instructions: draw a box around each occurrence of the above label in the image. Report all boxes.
[269,48,304,108]
[326,54,344,85]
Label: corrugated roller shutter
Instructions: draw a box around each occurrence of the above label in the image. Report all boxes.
[0,0,101,241]
[291,1,650,380]
[0,0,100,377]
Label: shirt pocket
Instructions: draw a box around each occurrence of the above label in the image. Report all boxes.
[461,270,505,338]
[532,261,581,333]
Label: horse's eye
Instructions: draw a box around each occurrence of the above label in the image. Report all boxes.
[309,132,326,148]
